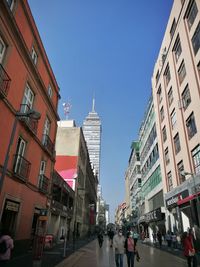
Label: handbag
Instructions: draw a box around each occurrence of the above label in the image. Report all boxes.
[188,249,195,256]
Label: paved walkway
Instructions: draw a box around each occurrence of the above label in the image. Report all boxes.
[56,237,188,267]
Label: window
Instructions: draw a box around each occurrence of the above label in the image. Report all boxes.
[160,106,164,122]
[0,35,6,64]
[177,161,185,183]
[31,46,38,65]
[178,61,186,84]
[174,133,181,154]
[167,171,173,191]
[192,144,200,174]
[42,117,51,144]
[171,109,177,129]
[156,70,160,85]
[6,0,15,10]
[197,61,200,77]
[157,85,162,103]
[164,64,171,86]
[165,147,170,165]
[14,137,26,174]
[192,23,200,55]
[168,87,173,106]
[182,84,191,110]
[48,85,52,98]
[173,35,182,62]
[162,126,167,142]
[186,112,197,139]
[186,0,198,30]
[170,18,176,39]
[21,84,34,113]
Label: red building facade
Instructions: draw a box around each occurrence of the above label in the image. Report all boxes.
[0,0,59,251]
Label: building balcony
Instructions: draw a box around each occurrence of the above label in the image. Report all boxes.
[42,134,54,156]
[13,154,31,182]
[19,105,39,135]
[0,64,11,98]
[38,174,49,194]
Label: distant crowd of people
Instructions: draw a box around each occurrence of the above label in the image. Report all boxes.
[97,227,199,267]
[98,228,140,267]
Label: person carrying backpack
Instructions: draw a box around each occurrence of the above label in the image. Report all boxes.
[0,229,14,266]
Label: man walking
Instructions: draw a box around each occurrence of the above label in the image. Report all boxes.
[113,229,125,267]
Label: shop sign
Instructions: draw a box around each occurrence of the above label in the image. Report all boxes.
[6,200,20,212]
[39,216,48,221]
[145,207,163,223]
[40,209,47,216]
[165,189,189,208]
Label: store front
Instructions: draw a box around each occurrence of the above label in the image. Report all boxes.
[165,189,189,233]
[145,207,165,242]
[139,207,165,242]
[165,175,200,233]
[1,199,20,236]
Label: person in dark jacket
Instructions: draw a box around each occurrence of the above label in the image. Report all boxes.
[97,231,104,248]
[108,229,115,247]
[157,230,162,248]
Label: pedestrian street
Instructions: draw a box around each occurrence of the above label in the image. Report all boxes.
[55,237,186,267]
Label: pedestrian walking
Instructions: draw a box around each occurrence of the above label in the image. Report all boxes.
[124,231,136,267]
[0,229,14,266]
[165,230,172,248]
[108,229,115,247]
[171,232,177,249]
[113,229,125,267]
[152,232,156,245]
[97,231,104,248]
[133,231,139,246]
[157,230,162,248]
[141,231,145,242]
[182,231,197,267]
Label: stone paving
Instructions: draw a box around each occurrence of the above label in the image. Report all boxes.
[56,237,188,267]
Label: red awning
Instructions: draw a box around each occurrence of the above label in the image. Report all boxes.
[177,192,200,206]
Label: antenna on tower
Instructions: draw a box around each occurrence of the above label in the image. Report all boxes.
[92,92,95,112]
[63,101,72,120]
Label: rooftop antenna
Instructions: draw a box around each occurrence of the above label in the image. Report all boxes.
[63,101,72,120]
[92,92,95,112]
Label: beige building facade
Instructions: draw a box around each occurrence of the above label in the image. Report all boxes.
[55,120,98,238]
[152,0,200,233]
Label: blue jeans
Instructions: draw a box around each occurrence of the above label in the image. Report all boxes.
[115,253,123,267]
[126,251,135,267]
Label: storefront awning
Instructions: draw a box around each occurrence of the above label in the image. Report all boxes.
[177,192,200,206]
[177,195,195,205]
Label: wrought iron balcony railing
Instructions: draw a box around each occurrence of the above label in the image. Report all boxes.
[38,174,49,194]
[42,134,54,156]
[13,154,31,181]
[18,104,38,134]
[0,64,11,98]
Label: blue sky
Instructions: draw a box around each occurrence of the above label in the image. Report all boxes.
[28,0,173,222]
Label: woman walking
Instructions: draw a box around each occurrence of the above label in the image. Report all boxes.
[124,231,135,267]
[182,231,197,267]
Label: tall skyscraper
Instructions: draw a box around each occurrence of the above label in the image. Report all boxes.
[83,98,102,181]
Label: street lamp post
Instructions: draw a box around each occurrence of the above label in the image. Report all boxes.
[0,109,41,193]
